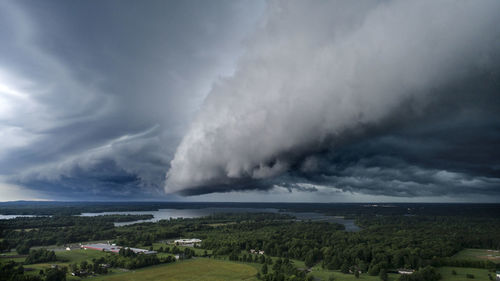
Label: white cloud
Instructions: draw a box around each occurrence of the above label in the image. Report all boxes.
[166,0,500,194]
[0,179,46,201]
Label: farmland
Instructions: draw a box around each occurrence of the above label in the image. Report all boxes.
[92,258,258,281]
[452,249,500,264]
[437,266,492,281]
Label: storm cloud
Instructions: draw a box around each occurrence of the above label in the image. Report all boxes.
[0,0,264,200]
[166,0,500,197]
[1,0,499,201]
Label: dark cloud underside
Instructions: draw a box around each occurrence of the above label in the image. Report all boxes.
[1,0,499,201]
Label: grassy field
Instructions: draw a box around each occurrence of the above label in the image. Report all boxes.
[56,248,110,264]
[309,266,494,281]
[308,265,399,281]
[452,249,500,263]
[4,247,497,281]
[92,258,258,281]
[438,266,493,281]
[1,248,112,281]
[0,251,26,263]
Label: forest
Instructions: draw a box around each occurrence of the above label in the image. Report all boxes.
[1,203,499,281]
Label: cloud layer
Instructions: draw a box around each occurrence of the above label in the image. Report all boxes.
[166,0,500,197]
[1,0,499,201]
[0,0,264,200]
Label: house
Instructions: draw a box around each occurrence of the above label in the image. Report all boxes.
[71,270,89,277]
[250,249,265,255]
[125,247,157,255]
[81,243,121,253]
[81,243,156,254]
[174,238,202,246]
[398,269,414,275]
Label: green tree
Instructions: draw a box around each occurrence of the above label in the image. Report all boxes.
[16,243,30,255]
[261,263,268,274]
[341,263,350,274]
[379,268,388,281]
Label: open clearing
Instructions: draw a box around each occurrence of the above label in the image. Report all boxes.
[308,265,399,281]
[93,258,258,281]
[452,248,500,263]
[56,248,110,264]
[438,266,492,281]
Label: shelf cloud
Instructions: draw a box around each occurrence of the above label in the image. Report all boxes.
[1,0,499,201]
[166,0,500,197]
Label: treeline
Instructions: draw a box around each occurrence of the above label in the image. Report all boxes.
[3,224,116,253]
[0,216,156,252]
[0,215,153,229]
[356,215,500,250]
[185,214,500,275]
[98,253,166,270]
[259,258,310,281]
[398,266,441,281]
[113,212,291,248]
[0,202,164,216]
[68,251,178,277]
[430,257,498,270]
[2,202,499,218]
[24,249,57,265]
[100,248,179,270]
[156,245,196,259]
[0,261,67,281]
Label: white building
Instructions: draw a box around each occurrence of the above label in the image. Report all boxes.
[174,238,202,246]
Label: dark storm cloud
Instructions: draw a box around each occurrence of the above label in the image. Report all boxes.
[0,0,264,199]
[2,0,500,201]
[166,0,500,199]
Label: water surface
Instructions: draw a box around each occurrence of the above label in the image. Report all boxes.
[0,215,41,219]
[80,207,360,231]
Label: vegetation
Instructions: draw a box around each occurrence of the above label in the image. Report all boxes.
[1,203,500,281]
[452,249,500,264]
[398,266,441,281]
[437,267,492,281]
[24,249,57,265]
[0,215,153,251]
[92,258,258,281]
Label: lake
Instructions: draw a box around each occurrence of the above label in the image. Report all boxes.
[80,207,361,231]
[0,215,42,219]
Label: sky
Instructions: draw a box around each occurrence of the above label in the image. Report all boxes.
[0,0,499,202]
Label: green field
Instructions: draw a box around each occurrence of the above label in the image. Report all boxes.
[3,247,498,281]
[56,248,110,264]
[1,248,109,266]
[438,266,492,281]
[92,258,258,281]
[0,251,26,264]
[1,248,113,280]
[308,266,494,281]
[452,249,500,263]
